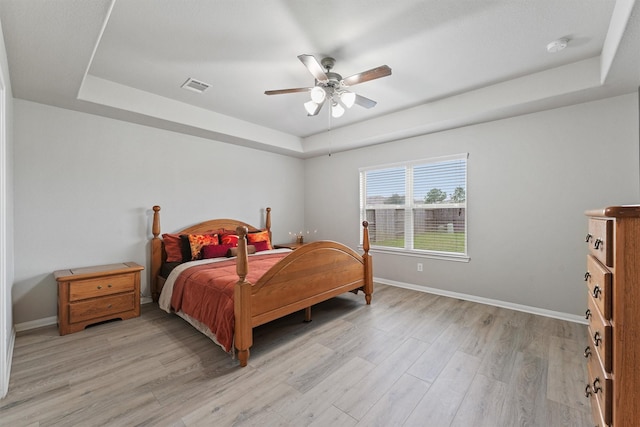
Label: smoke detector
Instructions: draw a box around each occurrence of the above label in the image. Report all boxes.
[547,38,569,53]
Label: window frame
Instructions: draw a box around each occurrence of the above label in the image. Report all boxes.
[359,153,469,262]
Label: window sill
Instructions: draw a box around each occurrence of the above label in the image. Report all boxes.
[362,246,470,263]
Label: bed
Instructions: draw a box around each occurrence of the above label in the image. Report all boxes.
[150,205,373,366]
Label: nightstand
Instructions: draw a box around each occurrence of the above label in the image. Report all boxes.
[54,262,144,335]
[274,242,305,250]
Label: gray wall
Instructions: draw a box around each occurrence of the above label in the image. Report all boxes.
[12,99,305,324]
[304,93,639,316]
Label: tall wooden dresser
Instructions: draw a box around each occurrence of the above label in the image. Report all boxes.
[584,206,640,426]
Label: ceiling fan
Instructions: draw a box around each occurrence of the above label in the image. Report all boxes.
[265,54,392,118]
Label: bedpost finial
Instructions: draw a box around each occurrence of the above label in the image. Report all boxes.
[236,226,248,237]
[152,205,162,238]
[362,220,369,228]
[266,207,271,213]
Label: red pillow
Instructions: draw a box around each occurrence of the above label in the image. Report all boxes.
[247,230,272,249]
[202,244,233,259]
[162,233,183,262]
[252,241,270,252]
[187,234,219,260]
[220,234,239,247]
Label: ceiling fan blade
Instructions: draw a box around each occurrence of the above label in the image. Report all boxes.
[264,87,312,95]
[298,54,329,82]
[354,94,377,109]
[342,65,392,86]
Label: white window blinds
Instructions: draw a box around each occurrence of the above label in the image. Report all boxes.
[360,153,468,258]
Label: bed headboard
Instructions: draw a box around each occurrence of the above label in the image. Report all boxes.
[150,205,271,301]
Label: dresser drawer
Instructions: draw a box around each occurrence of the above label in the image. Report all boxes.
[69,273,135,301]
[586,218,613,267]
[585,255,612,319]
[586,294,612,373]
[586,348,612,426]
[69,293,135,324]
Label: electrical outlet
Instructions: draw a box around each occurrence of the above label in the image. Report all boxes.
[417,263,423,272]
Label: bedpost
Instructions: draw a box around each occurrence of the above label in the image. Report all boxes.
[151,205,162,302]
[362,221,373,305]
[265,207,272,244]
[234,226,252,366]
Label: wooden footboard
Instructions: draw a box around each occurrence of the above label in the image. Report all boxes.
[234,223,372,367]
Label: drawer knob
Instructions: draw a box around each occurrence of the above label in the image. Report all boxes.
[585,233,593,243]
[594,238,603,249]
[585,384,593,397]
[584,272,591,281]
[593,331,602,347]
[585,309,592,320]
[97,285,102,290]
[592,286,602,299]
[108,284,113,288]
[584,346,592,358]
[107,304,112,309]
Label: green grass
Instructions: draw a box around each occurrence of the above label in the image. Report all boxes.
[373,231,466,253]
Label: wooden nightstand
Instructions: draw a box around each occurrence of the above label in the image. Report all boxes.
[54,262,144,335]
[274,242,305,250]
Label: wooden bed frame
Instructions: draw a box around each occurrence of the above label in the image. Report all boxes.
[150,205,373,366]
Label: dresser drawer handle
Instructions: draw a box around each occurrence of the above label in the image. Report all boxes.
[592,286,602,299]
[584,272,591,281]
[592,378,602,394]
[594,238,603,249]
[107,304,112,309]
[593,331,602,346]
[585,384,593,397]
[108,284,113,288]
[97,285,102,290]
[585,233,593,243]
[584,346,592,358]
[585,309,592,320]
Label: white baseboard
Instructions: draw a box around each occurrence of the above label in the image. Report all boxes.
[375,277,587,325]
[13,283,585,333]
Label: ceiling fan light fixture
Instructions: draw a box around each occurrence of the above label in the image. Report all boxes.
[340,91,356,108]
[310,86,326,103]
[304,100,319,115]
[331,102,345,118]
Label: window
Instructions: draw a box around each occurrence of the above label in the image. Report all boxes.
[359,153,468,260]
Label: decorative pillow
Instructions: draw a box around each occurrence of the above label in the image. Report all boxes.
[202,244,233,259]
[187,234,219,260]
[162,233,184,262]
[247,230,272,250]
[252,240,270,252]
[226,245,256,257]
[220,234,240,247]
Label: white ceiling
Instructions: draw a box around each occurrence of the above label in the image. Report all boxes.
[0,0,638,158]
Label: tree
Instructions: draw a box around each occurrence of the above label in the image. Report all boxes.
[451,187,466,203]
[425,188,446,204]
[385,193,405,204]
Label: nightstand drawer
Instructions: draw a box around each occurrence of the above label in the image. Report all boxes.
[69,293,135,324]
[69,273,135,301]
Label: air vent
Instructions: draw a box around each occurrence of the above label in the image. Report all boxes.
[181,77,211,93]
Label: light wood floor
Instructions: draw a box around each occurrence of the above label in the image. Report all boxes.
[2,284,592,426]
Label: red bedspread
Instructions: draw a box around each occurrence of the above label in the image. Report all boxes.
[170,253,287,352]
